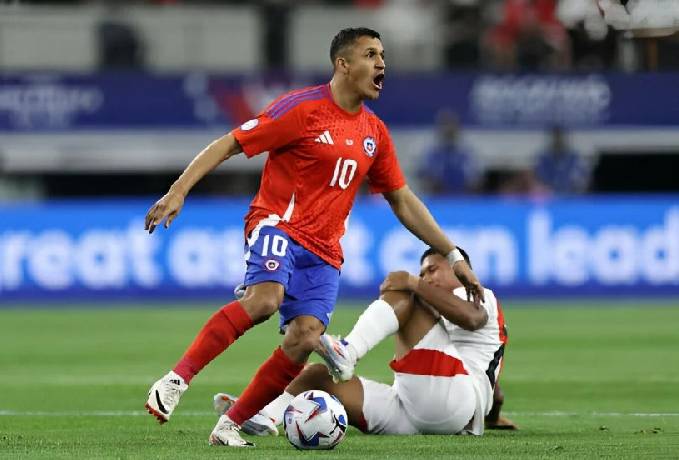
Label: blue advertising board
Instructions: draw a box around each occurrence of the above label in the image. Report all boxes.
[1,197,678,303]
[1,73,678,131]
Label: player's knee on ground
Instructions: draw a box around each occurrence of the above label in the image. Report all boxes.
[379,290,415,326]
[239,283,284,323]
[281,316,325,361]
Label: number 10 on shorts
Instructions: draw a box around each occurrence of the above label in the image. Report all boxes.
[262,234,288,257]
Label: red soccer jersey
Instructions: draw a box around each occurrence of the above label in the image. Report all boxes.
[232,84,406,268]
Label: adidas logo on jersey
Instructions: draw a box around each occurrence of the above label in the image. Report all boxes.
[314,130,334,145]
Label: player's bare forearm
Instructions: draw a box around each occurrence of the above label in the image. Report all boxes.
[384,186,486,305]
[383,186,455,255]
[412,278,488,331]
[144,134,242,233]
[170,134,242,197]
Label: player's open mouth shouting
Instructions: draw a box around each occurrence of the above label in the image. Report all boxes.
[373,72,385,91]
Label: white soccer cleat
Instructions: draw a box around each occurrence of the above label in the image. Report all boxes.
[244,412,279,437]
[144,371,188,424]
[315,334,355,383]
[209,415,255,447]
[213,392,237,416]
[213,393,279,436]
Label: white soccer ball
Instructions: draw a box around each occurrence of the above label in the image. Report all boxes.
[283,390,348,450]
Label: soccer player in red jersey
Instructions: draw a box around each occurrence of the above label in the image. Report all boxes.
[143,27,484,447]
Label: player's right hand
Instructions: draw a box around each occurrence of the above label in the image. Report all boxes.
[453,261,485,306]
[144,191,185,234]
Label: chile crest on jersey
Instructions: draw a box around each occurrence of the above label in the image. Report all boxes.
[362,136,376,157]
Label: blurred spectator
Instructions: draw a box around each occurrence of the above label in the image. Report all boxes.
[442,4,482,69]
[534,126,590,194]
[261,0,290,70]
[498,169,549,197]
[557,1,619,71]
[568,19,617,71]
[484,0,570,71]
[418,110,482,195]
[97,6,145,70]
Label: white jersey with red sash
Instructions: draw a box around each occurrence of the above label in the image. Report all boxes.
[360,287,507,436]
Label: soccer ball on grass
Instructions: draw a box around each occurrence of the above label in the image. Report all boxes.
[283,390,348,450]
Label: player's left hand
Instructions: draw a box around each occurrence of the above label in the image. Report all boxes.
[452,261,485,305]
[380,271,419,293]
[485,415,519,430]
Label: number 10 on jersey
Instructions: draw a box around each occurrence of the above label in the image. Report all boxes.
[330,157,358,190]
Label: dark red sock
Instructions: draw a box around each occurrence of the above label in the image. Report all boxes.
[227,347,304,426]
[173,300,252,384]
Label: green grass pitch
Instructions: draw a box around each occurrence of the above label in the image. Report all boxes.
[1,301,679,459]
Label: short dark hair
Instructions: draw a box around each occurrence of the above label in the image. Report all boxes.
[330,27,381,64]
[420,247,472,269]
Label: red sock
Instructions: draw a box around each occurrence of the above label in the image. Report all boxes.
[227,347,304,426]
[173,301,252,384]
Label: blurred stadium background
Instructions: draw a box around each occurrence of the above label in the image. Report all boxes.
[1,1,679,457]
[2,0,679,302]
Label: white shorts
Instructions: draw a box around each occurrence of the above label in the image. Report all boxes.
[360,324,478,435]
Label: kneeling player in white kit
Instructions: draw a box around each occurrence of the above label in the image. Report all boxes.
[216,247,509,436]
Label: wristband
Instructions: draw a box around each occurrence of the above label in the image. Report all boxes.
[446,248,465,266]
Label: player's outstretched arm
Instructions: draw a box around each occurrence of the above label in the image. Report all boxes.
[382,186,485,304]
[380,271,487,331]
[144,134,243,233]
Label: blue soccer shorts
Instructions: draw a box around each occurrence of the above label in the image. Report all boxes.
[243,225,340,331]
